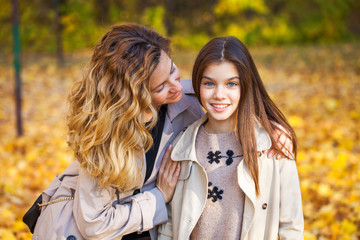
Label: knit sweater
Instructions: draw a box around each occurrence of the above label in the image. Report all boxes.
[190,125,245,240]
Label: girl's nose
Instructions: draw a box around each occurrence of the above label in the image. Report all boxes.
[213,86,225,99]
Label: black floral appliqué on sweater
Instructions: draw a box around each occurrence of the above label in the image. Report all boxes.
[207,182,224,202]
[207,150,243,166]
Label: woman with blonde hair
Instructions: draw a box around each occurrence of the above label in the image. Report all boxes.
[32,23,204,240]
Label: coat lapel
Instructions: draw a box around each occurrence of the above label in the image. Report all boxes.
[238,160,256,239]
[239,120,272,239]
[171,115,207,163]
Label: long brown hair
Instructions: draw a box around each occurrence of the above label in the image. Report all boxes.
[192,36,297,196]
[67,24,171,191]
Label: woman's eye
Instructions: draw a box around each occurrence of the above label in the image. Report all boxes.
[204,82,214,87]
[154,83,165,93]
[170,64,176,74]
[228,82,237,87]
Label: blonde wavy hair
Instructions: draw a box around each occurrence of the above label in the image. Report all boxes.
[67,24,171,191]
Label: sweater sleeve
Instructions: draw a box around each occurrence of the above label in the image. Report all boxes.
[278,159,304,239]
[73,168,168,240]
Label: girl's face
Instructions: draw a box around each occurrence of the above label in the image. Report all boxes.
[200,61,240,133]
[149,51,182,109]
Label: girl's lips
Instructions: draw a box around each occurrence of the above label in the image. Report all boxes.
[211,104,230,112]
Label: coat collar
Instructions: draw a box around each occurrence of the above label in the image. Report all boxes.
[171,114,272,162]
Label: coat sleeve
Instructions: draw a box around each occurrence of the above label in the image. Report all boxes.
[73,168,168,240]
[278,159,304,239]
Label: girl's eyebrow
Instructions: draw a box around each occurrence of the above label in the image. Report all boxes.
[202,75,240,81]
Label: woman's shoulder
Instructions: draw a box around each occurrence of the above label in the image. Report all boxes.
[167,79,204,122]
[180,78,195,94]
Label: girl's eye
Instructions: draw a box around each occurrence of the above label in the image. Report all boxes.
[227,82,237,87]
[204,81,214,87]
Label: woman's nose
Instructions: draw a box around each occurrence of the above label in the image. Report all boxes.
[169,80,182,93]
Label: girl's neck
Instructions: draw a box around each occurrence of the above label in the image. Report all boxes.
[203,119,236,134]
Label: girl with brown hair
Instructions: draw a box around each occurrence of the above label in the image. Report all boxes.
[158,36,304,240]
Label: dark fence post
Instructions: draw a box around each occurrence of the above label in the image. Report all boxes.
[54,0,64,67]
[11,0,23,136]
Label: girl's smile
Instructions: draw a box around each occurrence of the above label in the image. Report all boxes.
[211,104,230,112]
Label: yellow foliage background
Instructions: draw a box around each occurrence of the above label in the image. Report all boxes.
[0,43,359,239]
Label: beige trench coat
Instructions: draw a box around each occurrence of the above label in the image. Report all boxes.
[32,79,204,240]
[158,114,304,240]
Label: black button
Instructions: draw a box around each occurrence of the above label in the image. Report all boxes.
[66,235,76,240]
[262,203,267,209]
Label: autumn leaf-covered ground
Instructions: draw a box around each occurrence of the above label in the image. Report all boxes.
[0,43,359,239]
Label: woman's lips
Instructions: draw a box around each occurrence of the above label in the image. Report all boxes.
[170,90,181,99]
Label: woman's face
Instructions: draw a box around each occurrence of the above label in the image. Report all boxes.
[149,51,182,109]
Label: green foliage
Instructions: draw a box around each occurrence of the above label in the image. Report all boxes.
[1,0,359,54]
[265,0,355,43]
[141,6,167,36]
[0,0,12,53]
[215,0,268,15]
[171,33,210,51]
[212,0,358,46]
[61,0,102,51]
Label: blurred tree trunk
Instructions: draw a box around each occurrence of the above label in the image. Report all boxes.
[54,0,64,67]
[204,0,216,36]
[347,0,360,35]
[11,0,23,136]
[164,0,175,35]
[95,0,110,24]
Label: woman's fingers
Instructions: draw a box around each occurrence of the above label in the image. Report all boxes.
[170,162,181,186]
[156,145,180,203]
[159,145,172,172]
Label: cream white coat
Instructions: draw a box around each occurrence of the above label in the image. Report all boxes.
[158,114,304,240]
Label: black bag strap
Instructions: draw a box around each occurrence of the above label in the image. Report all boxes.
[22,194,42,233]
[22,173,78,233]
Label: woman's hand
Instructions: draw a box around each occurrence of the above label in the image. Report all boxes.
[156,145,181,203]
[268,125,294,159]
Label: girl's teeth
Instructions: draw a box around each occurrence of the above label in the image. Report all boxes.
[213,104,228,108]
